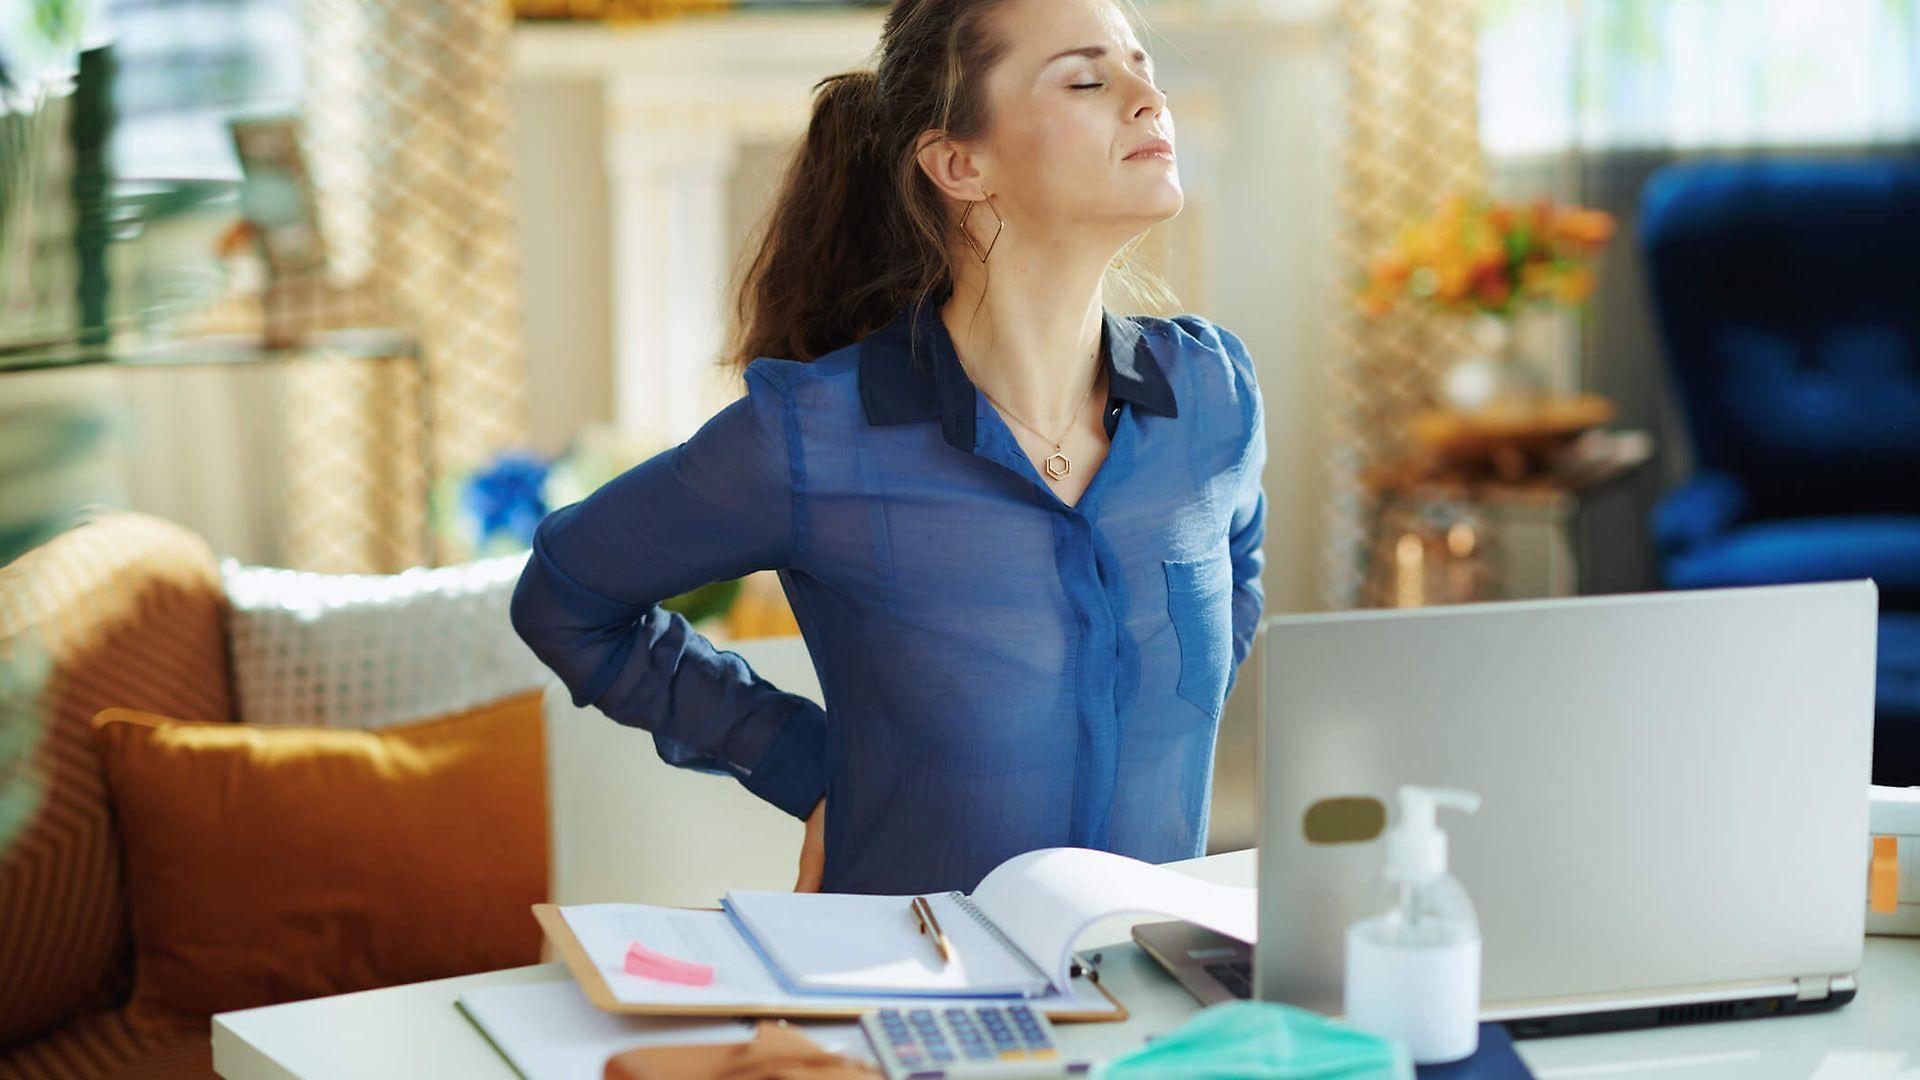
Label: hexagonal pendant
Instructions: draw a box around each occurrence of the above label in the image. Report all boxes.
[1042,453,1072,481]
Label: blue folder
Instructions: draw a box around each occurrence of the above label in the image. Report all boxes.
[1415,1024,1532,1079]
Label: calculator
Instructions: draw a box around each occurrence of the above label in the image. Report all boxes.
[859,1003,1091,1079]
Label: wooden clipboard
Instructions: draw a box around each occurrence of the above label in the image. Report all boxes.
[532,903,1129,1023]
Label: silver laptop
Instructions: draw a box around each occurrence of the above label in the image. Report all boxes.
[1137,580,1878,1036]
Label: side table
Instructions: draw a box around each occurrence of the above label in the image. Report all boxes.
[1360,428,1654,606]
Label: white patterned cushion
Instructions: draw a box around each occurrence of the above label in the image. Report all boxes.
[220,552,550,730]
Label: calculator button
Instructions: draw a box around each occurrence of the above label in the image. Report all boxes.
[999,1049,1030,1061]
[1033,1048,1061,1060]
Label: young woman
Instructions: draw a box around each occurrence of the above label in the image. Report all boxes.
[511,0,1267,896]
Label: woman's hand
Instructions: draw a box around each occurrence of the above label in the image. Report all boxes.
[795,796,826,892]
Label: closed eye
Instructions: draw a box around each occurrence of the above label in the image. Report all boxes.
[1071,83,1106,90]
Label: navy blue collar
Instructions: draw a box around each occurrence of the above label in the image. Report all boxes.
[857,296,1178,452]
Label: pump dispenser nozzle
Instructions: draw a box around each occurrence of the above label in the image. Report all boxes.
[1383,786,1481,886]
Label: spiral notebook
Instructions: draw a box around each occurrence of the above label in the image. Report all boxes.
[721,889,1052,997]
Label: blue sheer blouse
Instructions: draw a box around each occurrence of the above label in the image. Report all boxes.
[510,294,1267,894]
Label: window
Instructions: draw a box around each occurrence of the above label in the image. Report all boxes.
[1478,0,1920,154]
[101,0,303,181]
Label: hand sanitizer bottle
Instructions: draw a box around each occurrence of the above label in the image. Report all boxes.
[1343,785,1483,1065]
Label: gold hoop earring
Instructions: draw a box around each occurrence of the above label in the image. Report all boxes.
[961,193,1004,263]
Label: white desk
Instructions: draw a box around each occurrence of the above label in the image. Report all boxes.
[214,849,1920,1079]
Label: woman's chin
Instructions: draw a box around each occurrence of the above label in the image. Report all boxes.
[1134,185,1185,223]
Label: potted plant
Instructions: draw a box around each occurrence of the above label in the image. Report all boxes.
[1353,192,1615,413]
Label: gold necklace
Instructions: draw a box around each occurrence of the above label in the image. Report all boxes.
[958,347,1101,482]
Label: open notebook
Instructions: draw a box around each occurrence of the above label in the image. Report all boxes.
[723,889,1051,996]
[550,847,1255,1013]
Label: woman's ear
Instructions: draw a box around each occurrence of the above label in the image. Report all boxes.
[914,129,991,204]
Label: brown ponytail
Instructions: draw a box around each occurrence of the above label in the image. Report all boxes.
[723,0,1173,380]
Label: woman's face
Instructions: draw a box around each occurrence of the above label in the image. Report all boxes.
[971,0,1181,242]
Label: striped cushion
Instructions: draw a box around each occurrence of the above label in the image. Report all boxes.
[0,1006,211,1080]
[0,510,233,1048]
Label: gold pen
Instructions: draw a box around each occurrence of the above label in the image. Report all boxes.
[911,895,953,965]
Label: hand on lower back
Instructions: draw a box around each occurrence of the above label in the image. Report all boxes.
[795,796,825,892]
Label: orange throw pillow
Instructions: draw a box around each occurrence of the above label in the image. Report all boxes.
[91,692,549,1034]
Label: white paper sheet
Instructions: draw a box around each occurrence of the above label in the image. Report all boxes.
[968,847,1257,994]
[456,980,746,1079]
[456,980,871,1080]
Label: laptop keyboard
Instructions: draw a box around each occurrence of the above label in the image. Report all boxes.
[1203,959,1254,1000]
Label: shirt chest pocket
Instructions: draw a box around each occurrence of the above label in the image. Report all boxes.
[1162,551,1234,723]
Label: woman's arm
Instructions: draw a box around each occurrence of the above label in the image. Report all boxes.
[1225,438,1267,698]
[1218,326,1268,699]
[509,363,827,821]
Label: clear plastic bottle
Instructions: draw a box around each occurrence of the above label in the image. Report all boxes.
[1343,786,1482,1065]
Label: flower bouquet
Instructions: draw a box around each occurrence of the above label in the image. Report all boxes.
[1353,192,1615,413]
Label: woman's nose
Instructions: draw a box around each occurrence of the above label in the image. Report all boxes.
[1131,81,1167,121]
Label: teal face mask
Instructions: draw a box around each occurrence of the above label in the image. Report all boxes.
[1098,1001,1412,1080]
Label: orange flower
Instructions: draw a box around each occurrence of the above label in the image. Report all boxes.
[1470,261,1512,305]
[1518,262,1557,298]
[1463,219,1503,263]
[1554,208,1615,249]
[1554,264,1596,304]
[1529,196,1554,237]
[1433,258,1473,303]
[1397,221,1438,263]
[1358,286,1396,317]
[1368,250,1412,286]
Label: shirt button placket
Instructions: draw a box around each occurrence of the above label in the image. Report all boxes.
[1062,510,1121,850]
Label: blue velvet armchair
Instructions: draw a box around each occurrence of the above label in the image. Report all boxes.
[1640,157,1920,786]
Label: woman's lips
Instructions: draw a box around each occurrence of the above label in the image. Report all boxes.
[1124,139,1175,162]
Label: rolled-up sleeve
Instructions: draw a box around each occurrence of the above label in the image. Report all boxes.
[509,361,826,819]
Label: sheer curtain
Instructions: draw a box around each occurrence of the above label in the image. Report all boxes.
[1320,0,1489,610]
[1474,0,1920,595]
